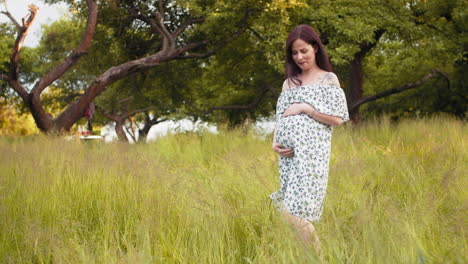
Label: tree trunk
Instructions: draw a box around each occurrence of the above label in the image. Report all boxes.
[348,53,365,122]
[346,29,386,123]
[114,119,128,141]
[138,121,153,142]
[27,92,54,132]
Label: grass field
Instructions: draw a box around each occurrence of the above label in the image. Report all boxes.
[0,116,466,263]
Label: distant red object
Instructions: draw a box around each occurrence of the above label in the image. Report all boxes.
[85,103,96,120]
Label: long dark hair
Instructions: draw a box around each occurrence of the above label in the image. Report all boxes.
[285,24,332,86]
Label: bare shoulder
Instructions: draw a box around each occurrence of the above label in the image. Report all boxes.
[282,79,292,92]
[323,72,341,87]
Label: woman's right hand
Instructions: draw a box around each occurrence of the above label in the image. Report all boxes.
[272,143,294,157]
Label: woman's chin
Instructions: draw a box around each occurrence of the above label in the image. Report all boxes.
[297,64,311,71]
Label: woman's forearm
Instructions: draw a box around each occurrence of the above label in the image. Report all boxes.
[302,103,343,126]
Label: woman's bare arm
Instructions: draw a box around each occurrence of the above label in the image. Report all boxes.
[301,104,344,126]
[282,103,344,126]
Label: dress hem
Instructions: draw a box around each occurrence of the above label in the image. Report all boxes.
[269,192,321,223]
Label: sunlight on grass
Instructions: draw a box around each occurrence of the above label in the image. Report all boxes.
[0,116,466,263]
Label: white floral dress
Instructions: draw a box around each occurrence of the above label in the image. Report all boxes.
[270,74,349,223]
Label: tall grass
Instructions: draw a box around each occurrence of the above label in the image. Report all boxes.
[0,116,466,263]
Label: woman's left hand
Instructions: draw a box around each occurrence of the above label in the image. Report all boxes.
[283,103,314,117]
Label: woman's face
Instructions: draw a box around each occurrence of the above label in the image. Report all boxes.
[291,38,317,72]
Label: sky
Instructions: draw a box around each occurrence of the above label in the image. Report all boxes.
[0,0,67,47]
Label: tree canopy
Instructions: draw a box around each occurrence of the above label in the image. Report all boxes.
[0,0,465,137]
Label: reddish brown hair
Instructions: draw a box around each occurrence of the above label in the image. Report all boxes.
[285,24,332,86]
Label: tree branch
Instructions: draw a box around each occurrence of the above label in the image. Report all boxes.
[153,11,175,51]
[153,117,168,125]
[8,3,38,101]
[174,41,210,58]
[176,8,252,59]
[128,5,174,51]
[123,106,154,120]
[117,96,133,105]
[247,26,265,41]
[99,108,118,121]
[31,0,98,96]
[349,69,447,111]
[158,0,165,20]
[123,121,137,142]
[142,112,168,126]
[172,16,205,38]
[189,85,271,115]
[356,28,386,57]
[138,112,168,139]
[1,3,21,30]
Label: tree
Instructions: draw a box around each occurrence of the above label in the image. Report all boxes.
[361,0,467,119]
[0,0,266,133]
[180,34,282,127]
[257,0,464,122]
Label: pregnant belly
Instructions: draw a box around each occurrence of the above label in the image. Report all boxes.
[276,114,309,149]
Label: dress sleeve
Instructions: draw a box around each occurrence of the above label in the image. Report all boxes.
[319,73,349,122]
[321,87,350,122]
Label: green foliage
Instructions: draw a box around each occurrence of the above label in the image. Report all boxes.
[0,103,39,135]
[183,33,283,126]
[360,0,467,118]
[23,0,296,129]
[0,23,15,96]
[0,117,466,262]
[3,0,466,131]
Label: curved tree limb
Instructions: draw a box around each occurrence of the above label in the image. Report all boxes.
[349,68,448,112]
[7,3,38,101]
[31,0,98,96]
[128,5,175,51]
[99,103,156,142]
[152,12,174,51]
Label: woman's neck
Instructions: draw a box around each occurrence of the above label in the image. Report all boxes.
[300,64,321,76]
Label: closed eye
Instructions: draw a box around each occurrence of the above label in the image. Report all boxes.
[292,49,309,55]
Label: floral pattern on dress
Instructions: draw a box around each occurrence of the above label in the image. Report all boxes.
[270,83,349,223]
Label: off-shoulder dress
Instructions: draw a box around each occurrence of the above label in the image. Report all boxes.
[270,73,349,222]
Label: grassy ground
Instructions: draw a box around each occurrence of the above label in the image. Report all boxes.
[0,116,466,263]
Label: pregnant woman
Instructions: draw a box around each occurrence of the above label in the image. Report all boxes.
[271,24,349,250]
